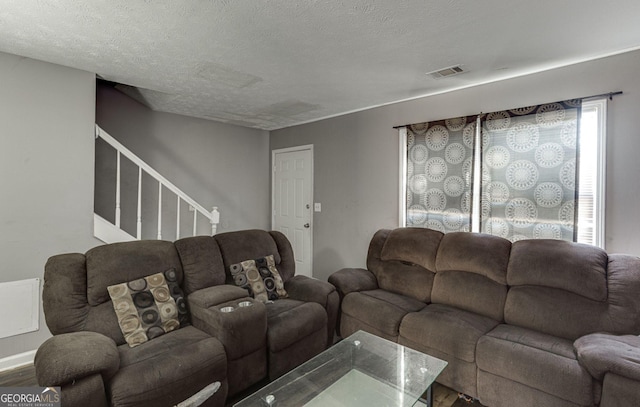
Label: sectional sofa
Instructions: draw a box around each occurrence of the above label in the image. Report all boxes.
[329,227,640,407]
[35,229,338,407]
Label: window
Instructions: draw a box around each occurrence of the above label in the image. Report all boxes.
[400,98,607,248]
[576,98,607,247]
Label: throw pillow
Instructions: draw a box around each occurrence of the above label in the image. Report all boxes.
[107,268,189,347]
[230,255,288,302]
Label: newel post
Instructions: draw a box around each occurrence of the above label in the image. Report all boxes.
[210,207,220,235]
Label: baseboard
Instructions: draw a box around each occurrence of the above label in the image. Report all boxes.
[0,350,36,372]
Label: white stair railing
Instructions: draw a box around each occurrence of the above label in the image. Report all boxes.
[94,125,220,243]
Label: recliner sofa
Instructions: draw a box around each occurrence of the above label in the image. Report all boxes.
[35,229,338,407]
[329,227,640,407]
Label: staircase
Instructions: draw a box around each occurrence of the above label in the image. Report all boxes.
[94,125,220,243]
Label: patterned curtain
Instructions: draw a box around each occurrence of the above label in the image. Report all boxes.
[406,116,477,233]
[479,100,581,241]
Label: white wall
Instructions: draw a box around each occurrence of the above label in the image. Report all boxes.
[0,52,99,360]
[271,49,640,282]
[96,84,271,235]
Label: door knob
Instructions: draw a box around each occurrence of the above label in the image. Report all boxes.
[304,223,310,228]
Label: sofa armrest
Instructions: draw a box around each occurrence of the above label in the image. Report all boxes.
[284,275,340,348]
[328,268,378,299]
[574,333,640,382]
[285,275,336,307]
[35,332,119,386]
[188,286,267,361]
[188,285,249,308]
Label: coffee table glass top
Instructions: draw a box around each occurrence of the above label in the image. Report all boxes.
[234,330,448,407]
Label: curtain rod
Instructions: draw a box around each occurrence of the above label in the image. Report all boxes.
[583,91,623,101]
[393,91,623,129]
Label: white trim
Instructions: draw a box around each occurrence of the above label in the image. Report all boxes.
[398,127,407,227]
[596,99,607,249]
[270,144,315,155]
[471,116,482,233]
[94,213,136,243]
[582,98,607,249]
[0,350,36,372]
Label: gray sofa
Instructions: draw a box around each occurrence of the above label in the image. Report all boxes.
[35,229,338,407]
[328,227,640,407]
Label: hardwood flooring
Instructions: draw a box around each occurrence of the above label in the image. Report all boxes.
[0,364,483,406]
[0,364,37,387]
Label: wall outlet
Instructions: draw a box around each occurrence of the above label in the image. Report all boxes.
[314,203,321,212]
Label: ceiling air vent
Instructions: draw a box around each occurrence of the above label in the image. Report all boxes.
[427,65,466,79]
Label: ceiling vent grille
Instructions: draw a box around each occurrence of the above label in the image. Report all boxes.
[427,65,466,79]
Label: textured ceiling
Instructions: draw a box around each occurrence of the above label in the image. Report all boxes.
[2,1,640,130]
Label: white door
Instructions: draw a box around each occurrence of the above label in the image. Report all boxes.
[272,146,313,278]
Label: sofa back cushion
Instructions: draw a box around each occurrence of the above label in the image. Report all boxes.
[368,228,442,303]
[85,240,184,306]
[379,227,443,271]
[174,236,226,295]
[214,229,295,283]
[432,232,511,321]
[504,240,640,340]
[508,240,607,301]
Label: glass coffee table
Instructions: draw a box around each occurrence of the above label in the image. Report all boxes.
[234,330,447,407]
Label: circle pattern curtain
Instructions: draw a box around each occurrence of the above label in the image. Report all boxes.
[480,100,581,242]
[406,116,476,233]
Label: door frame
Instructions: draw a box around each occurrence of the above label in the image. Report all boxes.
[271,144,314,276]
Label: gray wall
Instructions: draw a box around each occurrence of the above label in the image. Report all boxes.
[0,51,99,359]
[96,84,271,235]
[271,50,640,282]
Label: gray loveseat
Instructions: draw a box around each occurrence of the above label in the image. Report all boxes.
[328,227,640,407]
[35,229,338,407]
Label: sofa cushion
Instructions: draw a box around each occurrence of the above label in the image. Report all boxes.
[86,240,184,306]
[504,285,611,340]
[266,301,327,380]
[341,290,426,338]
[109,326,226,407]
[431,270,507,321]
[107,269,189,348]
[600,374,640,407]
[398,336,479,399]
[265,300,326,353]
[399,304,498,363]
[367,228,438,303]
[230,255,288,302]
[507,239,608,301]
[214,229,282,274]
[371,261,435,303]
[478,370,586,407]
[435,231,511,285]
[476,324,593,406]
[174,236,226,295]
[379,227,443,271]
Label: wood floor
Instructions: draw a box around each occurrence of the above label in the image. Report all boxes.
[0,364,483,406]
[0,364,37,387]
